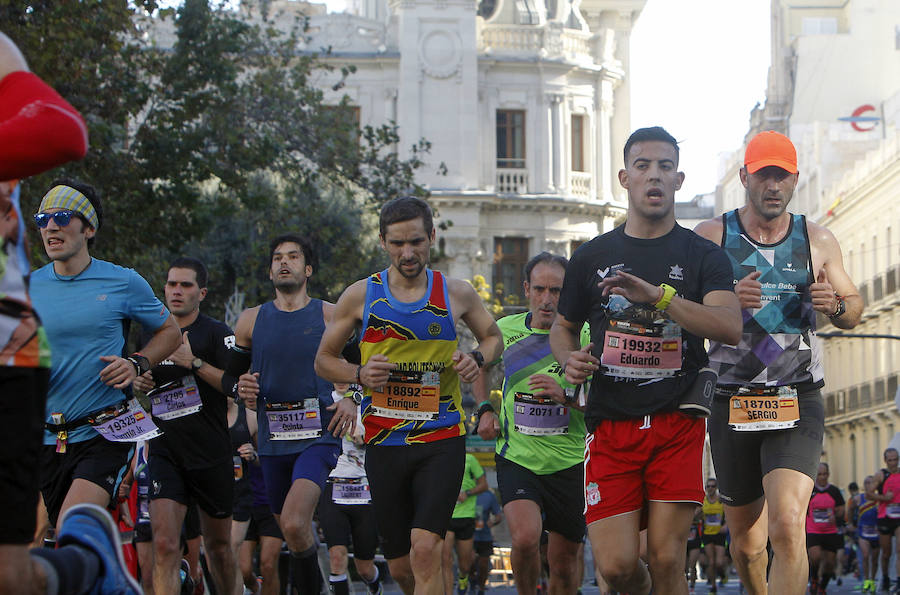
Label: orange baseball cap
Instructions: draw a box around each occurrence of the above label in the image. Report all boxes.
[744,131,798,174]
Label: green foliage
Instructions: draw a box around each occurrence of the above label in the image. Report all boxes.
[2,0,435,319]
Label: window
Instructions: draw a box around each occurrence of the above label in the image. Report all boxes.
[571,114,585,172]
[802,17,837,35]
[515,0,539,25]
[497,110,526,169]
[478,0,497,19]
[493,237,529,305]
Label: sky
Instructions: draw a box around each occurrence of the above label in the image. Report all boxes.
[629,0,771,201]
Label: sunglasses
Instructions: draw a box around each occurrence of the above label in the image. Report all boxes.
[33,210,78,228]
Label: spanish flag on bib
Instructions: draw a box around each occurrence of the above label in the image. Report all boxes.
[359,268,464,446]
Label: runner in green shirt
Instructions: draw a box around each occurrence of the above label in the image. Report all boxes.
[442,452,487,594]
[476,252,588,594]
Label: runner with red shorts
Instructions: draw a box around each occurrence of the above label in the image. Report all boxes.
[550,126,741,595]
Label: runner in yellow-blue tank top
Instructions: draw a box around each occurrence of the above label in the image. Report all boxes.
[315,196,503,594]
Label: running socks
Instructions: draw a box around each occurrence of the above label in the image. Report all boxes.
[329,573,350,595]
[31,546,101,595]
[289,545,322,595]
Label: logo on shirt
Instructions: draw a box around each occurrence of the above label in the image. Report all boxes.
[428,322,442,336]
[782,262,796,273]
[669,265,684,281]
[586,482,601,506]
[224,335,236,349]
[596,267,610,279]
[96,294,107,301]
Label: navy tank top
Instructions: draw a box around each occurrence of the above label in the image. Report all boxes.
[251,299,337,456]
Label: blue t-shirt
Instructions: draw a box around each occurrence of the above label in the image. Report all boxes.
[31,258,170,444]
[474,490,502,542]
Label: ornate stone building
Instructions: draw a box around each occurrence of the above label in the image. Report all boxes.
[240,0,647,302]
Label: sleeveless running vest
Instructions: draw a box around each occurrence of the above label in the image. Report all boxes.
[708,209,823,387]
[359,268,463,446]
[251,299,337,456]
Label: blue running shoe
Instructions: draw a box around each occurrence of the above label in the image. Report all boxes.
[57,503,141,594]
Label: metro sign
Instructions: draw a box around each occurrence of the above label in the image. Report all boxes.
[838,104,881,132]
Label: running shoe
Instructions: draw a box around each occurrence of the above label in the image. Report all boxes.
[56,503,142,595]
[180,559,195,594]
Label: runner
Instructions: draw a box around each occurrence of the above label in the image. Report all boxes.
[315,196,503,595]
[230,233,356,595]
[0,31,152,594]
[550,126,741,595]
[472,489,503,595]
[239,461,285,595]
[850,476,880,593]
[685,507,703,593]
[872,448,900,593]
[696,130,862,595]
[475,251,588,595]
[701,478,727,593]
[31,178,180,525]
[318,382,384,595]
[228,395,259,595]
[442,451,488,595]
[129,257,237,594]
[806,463,845,594]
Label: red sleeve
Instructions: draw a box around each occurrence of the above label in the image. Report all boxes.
[0,71,88,180]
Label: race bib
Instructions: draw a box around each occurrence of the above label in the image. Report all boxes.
[705,513,722,527]
[265,399,322,440]
[331,477,371,505]
[861,524,878,539]
[371,370,440,420]
[90,400,163,443]
[689,524,699,540]
[727,386,799,431]
[886,504,900,519]
[233,455,244,481]
[812,507,830,524]
[513,392,569,436]
[601,320,681,379]
[149,376,202,420]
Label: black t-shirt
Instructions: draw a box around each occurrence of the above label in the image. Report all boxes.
[558,223,733,426]
[143,313,234,469]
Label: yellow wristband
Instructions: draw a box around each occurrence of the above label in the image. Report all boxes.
[654,283,677,311]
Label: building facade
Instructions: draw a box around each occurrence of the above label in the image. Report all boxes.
[714,0,900,488]
[226,0,647,304]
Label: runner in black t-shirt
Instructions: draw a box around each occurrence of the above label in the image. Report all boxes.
[133,257,237,594]
[550,126,741,595]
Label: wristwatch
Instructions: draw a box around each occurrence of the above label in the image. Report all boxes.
[191,357,203,371]
[563,387,577,404]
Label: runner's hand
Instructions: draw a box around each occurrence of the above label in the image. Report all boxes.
[458,490,468,503]
[529,373,565,404]
[810,268,838,315]
[452,350,479,383]
[168,332,194,369]
[118,500,134,529]
[477,410,500,440]
[597,270,661,304]
[237,372,259,410]
[564,343,598,385]
[132,371,155,393]
[99,355,137,389]
[326,397,358,437]
[237,443,257,462]
[359,354,395,390]
[735,271,763,309]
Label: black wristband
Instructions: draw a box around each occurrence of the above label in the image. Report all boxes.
[127,353,150,376]
[476,400,495,417]
[469,350,485,369]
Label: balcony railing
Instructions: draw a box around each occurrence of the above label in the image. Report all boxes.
[496,168,528,194]
[826,373,899,418]
[569,171,591,199]
[480,25,593,62]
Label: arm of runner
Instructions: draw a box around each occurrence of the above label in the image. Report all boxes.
[449,278,503,383]
[166,331,227,394]
[229,308,259,407]
[315,280,395,387]
[132,371,155,393]
[808,222,862,329]
[0,34,88,180]
[550,316,598,386]
[470,474,488,497]
[598,271,742,346]
[99,314,181,390]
